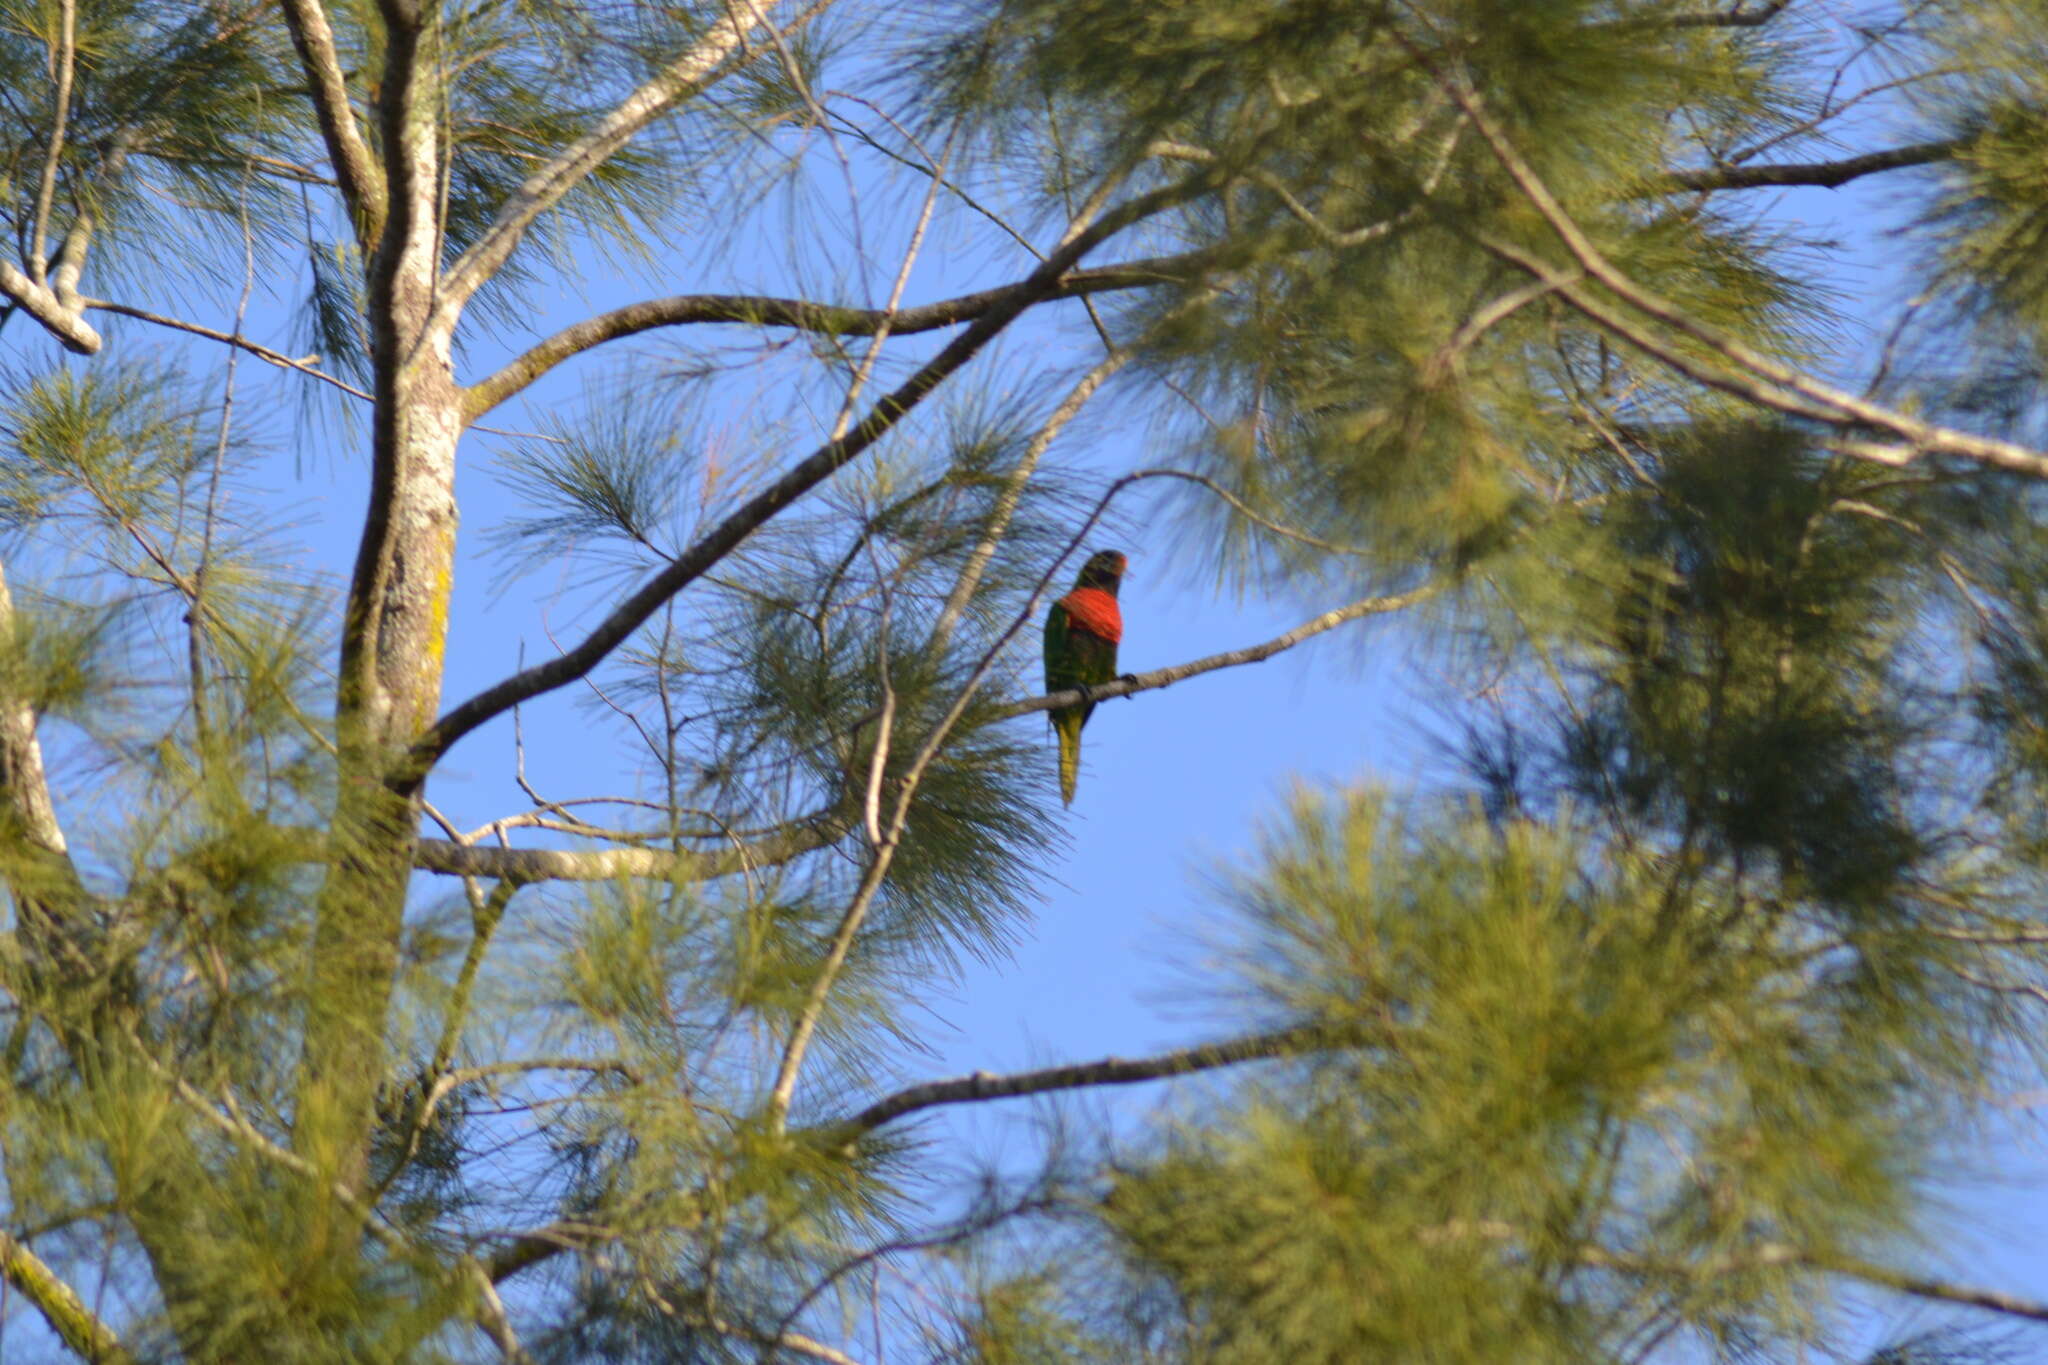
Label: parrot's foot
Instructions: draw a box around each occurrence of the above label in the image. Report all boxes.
[1118,673,1138,697]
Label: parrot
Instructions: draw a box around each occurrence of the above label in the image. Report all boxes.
[1042,549,1128,806]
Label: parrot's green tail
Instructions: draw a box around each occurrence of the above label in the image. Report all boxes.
[1052,709,1084,806]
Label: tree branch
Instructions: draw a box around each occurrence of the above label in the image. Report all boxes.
[1430,68,2048,479]
[88,298,366,398]
[419,178,1205,772]
[1592,1242,2048,1327]
[838,1024,1342,1135]
[1664,0,1793,27]
[0,557,98,993]
[0,260,99,353]
[411,814,846,882]
[994,583,1439,721]
[0,562,78,872]
[28,0,77,285]
[719,1321,866,1365]
[0,1229,132,1364]
[442,0,829,311]
[277,0,384,239]
[1816,1251,2048,1324]
[1658,137,1961,193]
[461,253,1209,420]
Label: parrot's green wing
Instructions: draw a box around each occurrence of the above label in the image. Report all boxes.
[1043,600,1119,805]
[1044,602,1083,805]
[1043,599,1076,690]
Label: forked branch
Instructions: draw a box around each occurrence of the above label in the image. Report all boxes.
[0,261,100,353]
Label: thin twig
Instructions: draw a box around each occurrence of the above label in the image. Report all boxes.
[825,119,957,445]
[927,341,1141,651]
[88,298,367,397]
[190,165,261,751]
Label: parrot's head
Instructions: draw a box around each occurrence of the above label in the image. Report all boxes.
[1075,549,1128,595]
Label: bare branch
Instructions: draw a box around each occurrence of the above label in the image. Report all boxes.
[277,0,385,237]
[1928,924,2048,945]
[431,877,518,1075]
[716,1321,866,1365]
[767,840,897,1129]
[644,1297,867,1365]
[838,1024,1343,1135]
[861,626,896,850]
[420,179,1206,772]
[486,1222,593,1284]
[411,814,846,883]
[442,1,829,311]
[1657,137,1961,193]
[0,1229,132,1364]
[461,254,1209,420]
[823,112,958,446]
[996,583,1439,721]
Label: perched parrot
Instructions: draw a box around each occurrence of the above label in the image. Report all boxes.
[1042,549,1128,806]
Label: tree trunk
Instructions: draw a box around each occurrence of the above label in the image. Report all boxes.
[293,354,460,1205]
[292,1,463,1252]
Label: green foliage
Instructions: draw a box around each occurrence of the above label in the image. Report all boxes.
[1004,789,1978,1362]
[1561,422,1932,905]
[1920,1,2048,343]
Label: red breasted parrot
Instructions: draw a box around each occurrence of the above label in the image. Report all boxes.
[1043,549,1127,806]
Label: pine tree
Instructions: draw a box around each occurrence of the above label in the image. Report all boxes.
[0,1,2043,1361]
